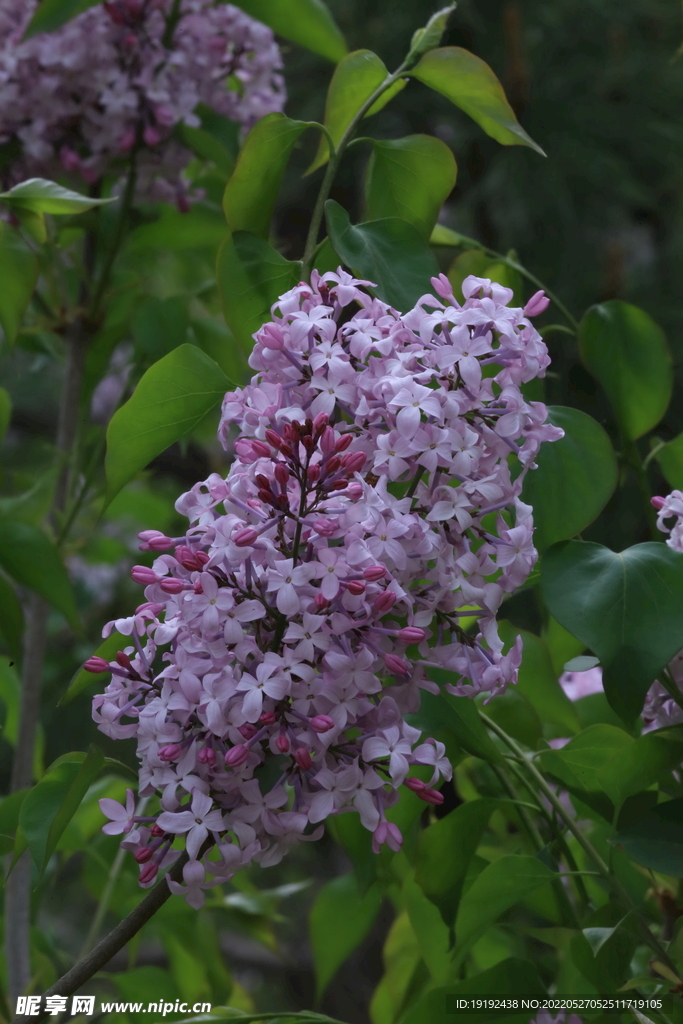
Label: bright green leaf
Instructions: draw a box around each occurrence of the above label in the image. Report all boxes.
[604,731,683,807]
[541,540,683,724]
[128,206,228,251]
[455,855,557,951]
[430,224,482,248]
[223,114,314,238]
[217,231,302,348]
[0,574,23,660]
[308,50,391,174]
[613,798,683,877]
[309,873,383,998]
[0,178,115,214]
[0,223,39,345]
[407,48,545,155]
[407,5,456,62]
[579,301,672,441]
[521,406,618,552]
[571,905,638,992]
[23,0,101,37]
[498,623,580,736]
[402,873,452,983]
[365,135,457,239]
[105,344,230,502]
[655,432,683,490]
[232,0,346,63]
[370,913,422,1024]
[538,724,634,807]
[325,200,439,310]
[60,632,121,706]
[415,799,498,927]
[191,317,248,384]
[19,746,104,874]
[0,520,78,627]
[420,682,503,764]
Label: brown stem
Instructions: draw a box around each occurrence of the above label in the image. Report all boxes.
[10,854,190,1024]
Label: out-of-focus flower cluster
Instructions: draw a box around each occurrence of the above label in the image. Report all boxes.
[90,270,559,905]
[0,0,284,204]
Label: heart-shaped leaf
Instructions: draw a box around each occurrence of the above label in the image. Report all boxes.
[325,200,439,310]
[364,135,457,239]
[541,540,683,723]
[407,47,545,155]
[521,406,618,551]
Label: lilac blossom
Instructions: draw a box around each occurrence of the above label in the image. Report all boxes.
[0,0,284,204]
[90,270,561,904]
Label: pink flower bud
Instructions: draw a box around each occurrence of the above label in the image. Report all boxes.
[260,323,284,350]
[334,433,353,453]
[404,777,426,793]
[84,656,110,673]
[276,733,290,753]
[139,862,159,884]
[158,743,181,762]
[308,464,321,483]
[293,748,312,770]
[159,577,185,594]
[398,626,426,644]
[234,439,258,462]
[274,464,289,488]
[234,528,258,547]
[523,290,550,318]
[150,823,165,837]
[259,711,276,725]
[198,747,215,765]
[385,653,410,676]
[252,440,271,458]
[239,723,258,740]
[372,821,403,855]
[314,592,330,610]
[342,451,367,473]
[313,412,329,432]
[651,496,666,510]
[265,429,282,448]
[310,715,335,733]
[225,744,249,767]
[193,578,203,594]
[135,847,154,863]
[373,591,397,615]
[363,565,386,582]
[320,426,335,454]
[346,481,363,500]
[346,579,365,596]
[312,517,335,536]
[131,565,159,585]
[116,651,131,668]
[418,787,445,805]
[138,530,174,551]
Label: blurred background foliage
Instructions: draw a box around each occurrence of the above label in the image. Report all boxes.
[3,1,683,1021]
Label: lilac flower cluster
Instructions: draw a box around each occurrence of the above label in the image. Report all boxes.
[90,270,560,905]
[0,0,284,204]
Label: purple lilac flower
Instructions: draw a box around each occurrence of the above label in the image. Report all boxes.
[90,270,562,904]
[0,0,285,204]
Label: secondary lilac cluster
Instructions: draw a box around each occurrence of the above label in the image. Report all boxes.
[90,270,560,905]
[0,0,284,204]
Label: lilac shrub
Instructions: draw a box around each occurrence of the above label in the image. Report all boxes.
[89,270,560,905]
[0,0,285,204]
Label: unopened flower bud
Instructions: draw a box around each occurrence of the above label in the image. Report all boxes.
[265,429,282,448]
[260,323,284,350]
[404,777,426,793]
[84,656,110,673]
[198,747,216,765]
[131,565,158,585]
[523,290,550,318]
[398,626,426,644]
[225,744,249,767]
[314,592,329,609]
[651,496,666,510]
[139,862,159,884]
[346,481,363,499]
[251,440,271,458]
[372,821,403,855]
[274,464,290,488]
[419,787,445,805]
[385,653,410,676]
[293,748,312,770]
[158,743,181,761]
[334,433,353,453]
[313,412,329,432]
[307,464,321,483]
[310,715,335,733]
[320,426,335,454]
[259,711,276,725]
[116,651,131,668]
[135,847,154,863]
[159,577,185,594]
[373,591,397,615]
[138,530,174,551]
[234,528,258,547]
[150,823,165,837]
[239,723,258,740]
[276,733,290,753]
[346,580,365,595]
[363,565,386,582]
[342,451,367,473]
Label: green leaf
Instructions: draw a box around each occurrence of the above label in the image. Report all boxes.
[402,873,452,984]
[128,206,228,251]
[613,798,683,876]
[0,386,10,443]
[223,114,314,238]
[0,467,57,526]
[19,746,105,874]
[407,5,456,61]
[217,231,302,348]
[541,540,683,724]
[430,224,483,249]
[105,344,230,502]
[420,683,503,765]
[521,406,618,552]
[23,0,101,37]
[132,296,190,365]
[538,724,634,807]
[364,135,457,240]
[572,906,637,992]
[407,48,545,155]
[307,50,390,174]
[498,623,580,736]
[0,788,29,856]
[0,573,23,660]
[0,520,78,627]
[578,301,672,441]
[325,200,439,310]
[604,731,683,807]
[0,178,115,214]
[401,958,546,1024]
[309,873,383,998]
[455,855,557,951]
[59,632,121,706]
[0,222,39,345]
[415,799,498,927]
[655,432,683,490]
[231,0,346,63]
